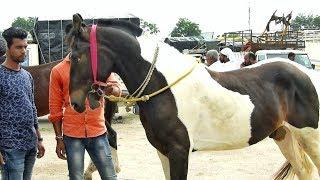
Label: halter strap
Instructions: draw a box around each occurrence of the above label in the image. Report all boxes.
[89,24,111,87]
[90,24,98,84]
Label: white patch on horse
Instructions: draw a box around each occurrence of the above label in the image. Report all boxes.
[138,36,254,151]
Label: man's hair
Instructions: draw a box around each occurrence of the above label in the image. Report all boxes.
[206,49,219,59]
[2,27,28,48]
[288,52,295,58]
[248,52,256,60]
[0,36,7,56]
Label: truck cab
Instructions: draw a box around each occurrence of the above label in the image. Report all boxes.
[255,50,314,69]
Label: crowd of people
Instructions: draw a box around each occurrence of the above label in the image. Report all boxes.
[204,48,295,71]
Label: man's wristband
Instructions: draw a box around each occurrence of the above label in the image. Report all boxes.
[55,135,63,140]
[38,137,43,142]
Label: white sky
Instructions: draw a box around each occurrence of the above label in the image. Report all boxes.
[0,0,319,37]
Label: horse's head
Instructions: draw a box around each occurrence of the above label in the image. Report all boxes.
[67,13,143,112]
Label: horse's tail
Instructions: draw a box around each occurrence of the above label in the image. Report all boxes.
[273,161,295,180]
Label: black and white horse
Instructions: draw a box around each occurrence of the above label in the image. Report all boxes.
[67,13,320,179]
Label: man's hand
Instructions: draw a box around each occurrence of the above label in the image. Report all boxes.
[56,139,67,160]
[104,85,121,97]
[0,152,5,165]
[37,141,45,158]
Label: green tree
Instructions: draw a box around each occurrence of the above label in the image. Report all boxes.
[141,19,160,34]
[291,14,315,30]
[11,17,36,32]
[313,15,320,29]
[170,18,201,37]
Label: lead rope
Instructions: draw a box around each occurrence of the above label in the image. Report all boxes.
[124,45,159,110]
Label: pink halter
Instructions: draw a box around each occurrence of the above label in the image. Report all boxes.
[90,24,99,84]
[90,24,111,87]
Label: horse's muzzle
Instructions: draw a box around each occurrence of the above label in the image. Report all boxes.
[71,102,86,113]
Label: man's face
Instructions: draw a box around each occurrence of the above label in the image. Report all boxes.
[244,54,250,63]
[206,55,215,65]
[8,38,28,63]
[289,55,295,61]
[219,54,227,63]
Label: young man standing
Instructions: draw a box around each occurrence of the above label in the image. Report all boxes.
[0,27,45,180]
[49,54,120,180]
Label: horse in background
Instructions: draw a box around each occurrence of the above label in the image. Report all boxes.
[26,60,120,179]
[67,13,320,180]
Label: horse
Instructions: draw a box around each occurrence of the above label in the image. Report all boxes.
[67,13,320,179]
[24,60,120,179]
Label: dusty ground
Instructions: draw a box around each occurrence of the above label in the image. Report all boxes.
[33,107,288,180]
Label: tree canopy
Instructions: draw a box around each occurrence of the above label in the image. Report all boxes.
[291,14,320,30]
[11,17,36,32]
[141,19,160,34]
[170,18,201,37]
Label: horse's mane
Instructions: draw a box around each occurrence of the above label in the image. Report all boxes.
[97,19,143,37]
[65,19,143,38]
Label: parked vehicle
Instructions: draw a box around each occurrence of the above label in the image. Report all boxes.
[255,50,315,69]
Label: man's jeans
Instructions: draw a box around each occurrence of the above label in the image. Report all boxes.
[64,133,117,180]
[0,147,37,180]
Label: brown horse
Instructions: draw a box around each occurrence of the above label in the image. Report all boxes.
[25,61,61,116]
[67,13,320,179]
[24,60,120,179]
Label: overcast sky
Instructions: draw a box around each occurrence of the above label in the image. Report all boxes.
[0,0,319,37]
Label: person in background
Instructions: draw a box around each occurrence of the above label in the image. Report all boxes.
[205,49,219,66]
[288,52,295,61]
[219,47,233,63]
[209,47,239,72]
[240,52,257,68]
[0,27,45,180]
[49,53,120,180]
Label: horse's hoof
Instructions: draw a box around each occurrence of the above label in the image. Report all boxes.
[116,166,121,173]
[84,174,92,180]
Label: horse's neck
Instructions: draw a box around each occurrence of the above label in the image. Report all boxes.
[114,56,162,96]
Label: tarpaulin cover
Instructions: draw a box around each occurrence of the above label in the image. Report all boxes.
[33,17,140,64]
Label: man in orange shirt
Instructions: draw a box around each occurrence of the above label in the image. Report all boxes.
[49,54,120,180]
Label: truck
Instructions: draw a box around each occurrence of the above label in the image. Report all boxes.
[255,49,315,69]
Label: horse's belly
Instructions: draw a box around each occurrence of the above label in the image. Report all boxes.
[174,83,254,151]
[164,65,254,151]
[192,119,251,151]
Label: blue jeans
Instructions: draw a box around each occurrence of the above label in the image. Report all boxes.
[0,147,37,180]
[64,133,117,180]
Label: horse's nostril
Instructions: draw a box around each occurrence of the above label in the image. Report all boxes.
[71,102,78,109]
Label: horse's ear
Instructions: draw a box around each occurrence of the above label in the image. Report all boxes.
[72,13,84,32]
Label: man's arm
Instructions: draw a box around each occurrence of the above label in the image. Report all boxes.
[49,68,66,160]
[106,73,122,97]
[28,74,45,158]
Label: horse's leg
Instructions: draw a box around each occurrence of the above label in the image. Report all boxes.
[167,147,189,180]
[84,160,96,180]
[157,150,170,180]
[271,126,314,180]
[105,100,121,173]
[106,123,121,173]
[289,125,320,175]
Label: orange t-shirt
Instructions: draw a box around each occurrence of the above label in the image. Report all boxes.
[48,56,120,138]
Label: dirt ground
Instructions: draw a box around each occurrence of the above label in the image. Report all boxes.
[33,107,289,180]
